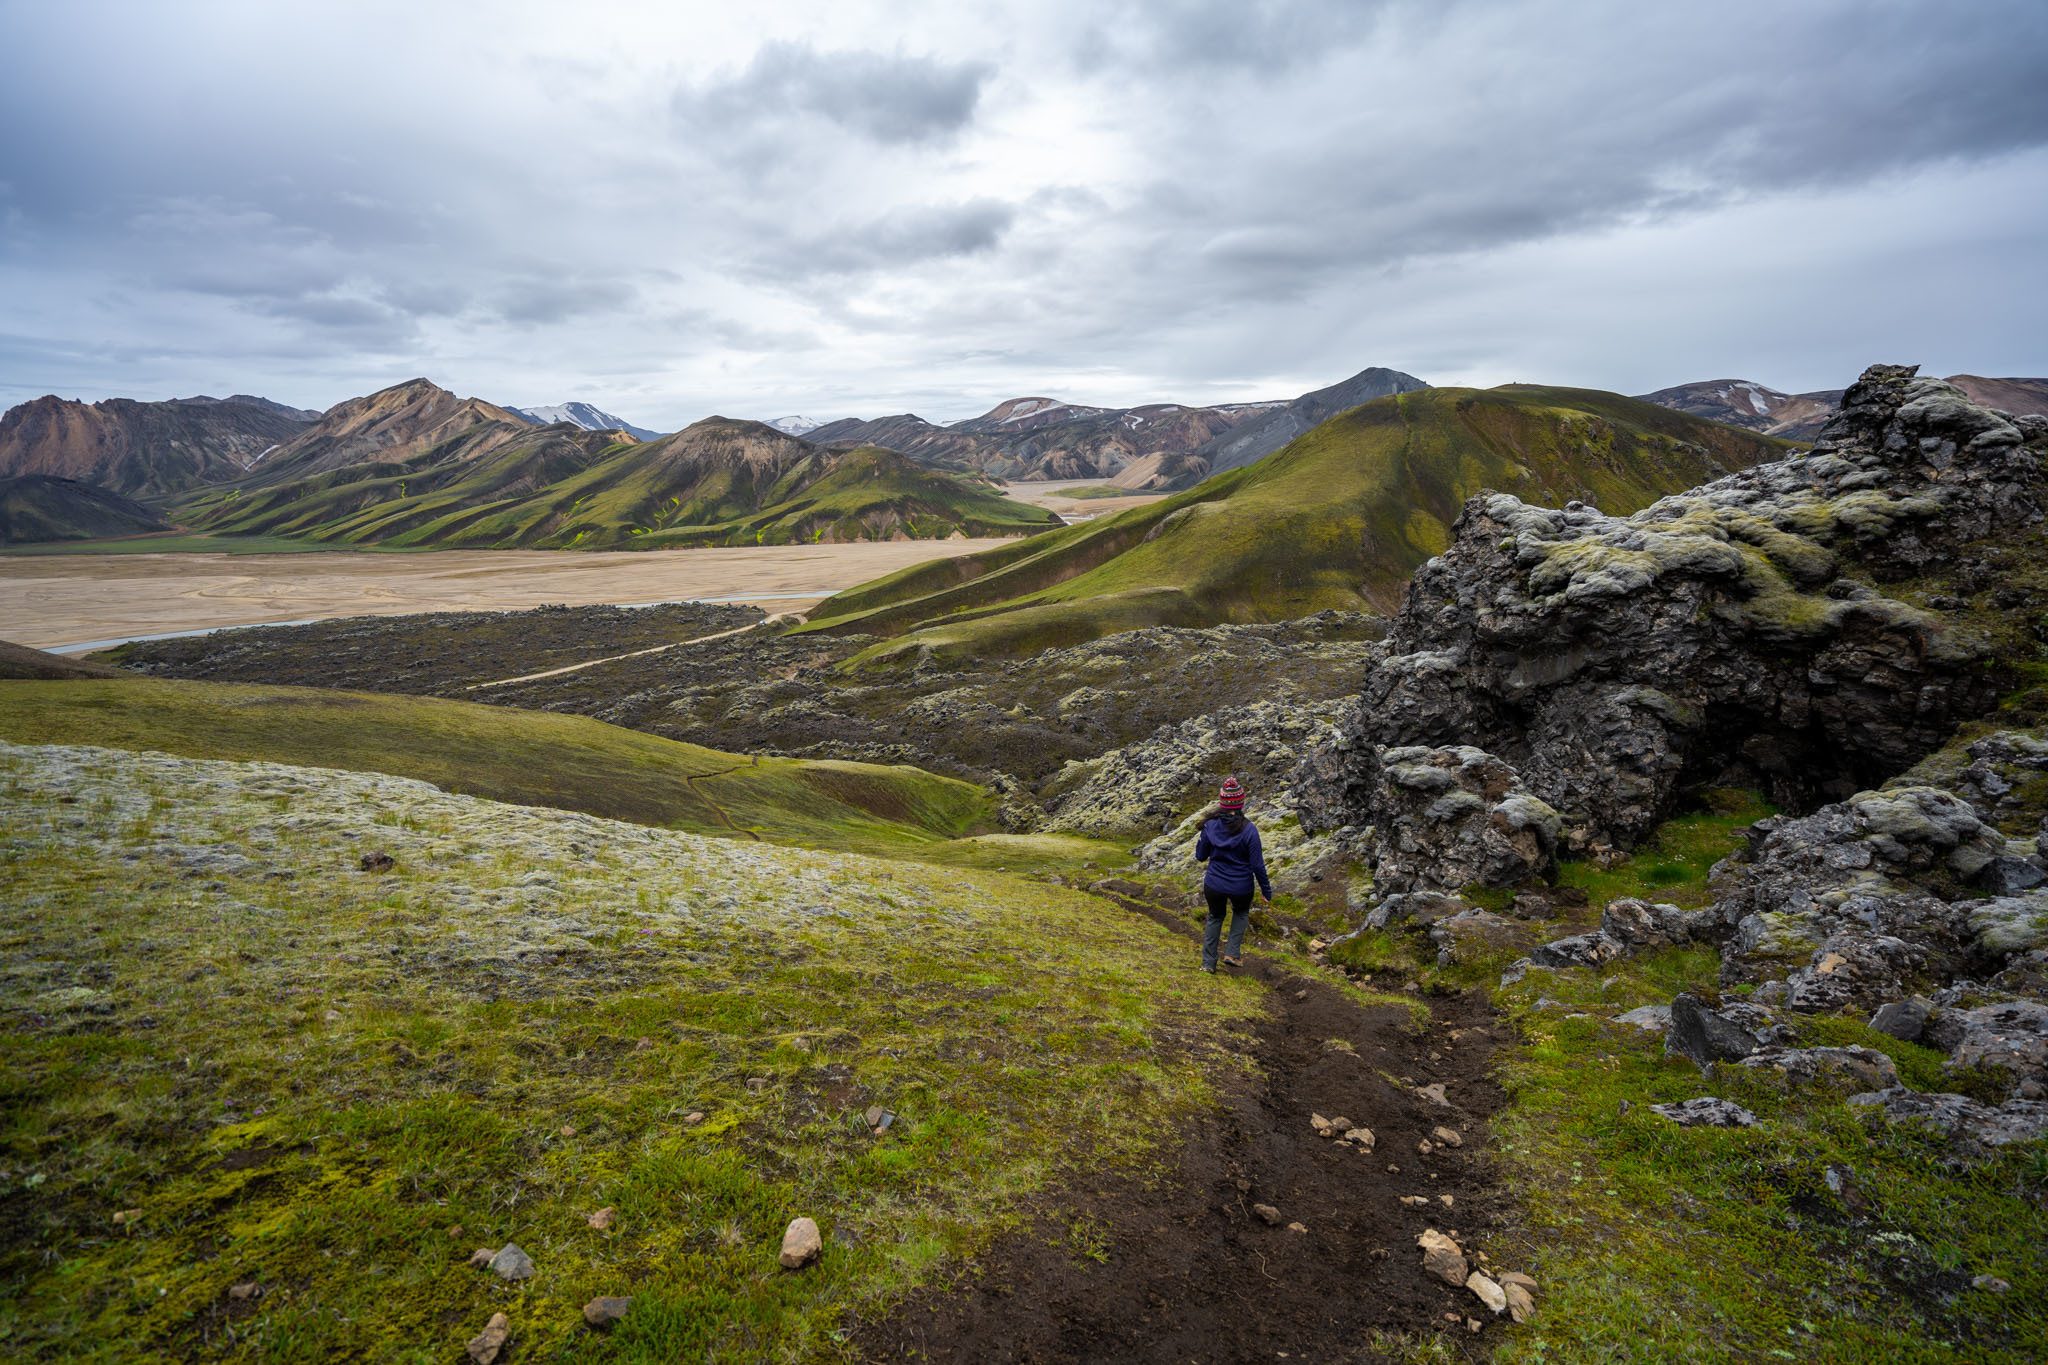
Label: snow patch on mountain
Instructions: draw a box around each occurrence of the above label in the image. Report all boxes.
[767,416,828,436]
[511,402,660,441]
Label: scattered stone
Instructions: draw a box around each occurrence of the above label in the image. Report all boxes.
[1439,1194,1454,1207]
[1846,1087,2048,1155]
[1399,1195,1429,1207]
[1973,1274,2011,1293]
[684,1111,705,1125]
[467,1247,495,1268]
[1252,1203,1282,1225]
[864,1104,887,1127]
[1466,1270,1508,1315]
[1287,1221,1308,1234]
[1327,1115,1354,1131]
[1737,1045,1899,1091]
[1666,993,1761,1071]
[359,851,394,873]
[111,1209,141,1226]
[1431,1125,1462,1148]
[1343,1127,1375,1149]
[228,1282,260,1301]
[1415,1082,1449,1106]
[1417,1139,1433,1154]
[634,1036,654,1050]
[467,1311,510,1365]
[1466,1317,1483,1333]
[1504,1281,1536,1323]
[559,1124,577,1138]
[1310,1112,1332,1135]
[447,1224,464,1239]
[780,1216,822,1269]
[587,1207,614,1231]
[1870,997,1933,1042]
[1614,1005,1672,1032]
[583,1295,632,1328]
[1417,1228,1468,1286]
[1650,1097,1758,1128]
[488,1243,535,1281]
[1498,1271,1536,1289]
[745,1076,770,1092]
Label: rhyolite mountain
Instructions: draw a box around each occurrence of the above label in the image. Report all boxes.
[183,413,1057,549]
[804,365,1426,488]
[0,474,170,544]
[511,401,663,442]
[800,382,1789,662]
[241,378,535,485]
[0,393,318,497]
[1640,375,2047,441]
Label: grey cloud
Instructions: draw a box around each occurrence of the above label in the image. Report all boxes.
[679,43,988,145]
[752,200,1017,277]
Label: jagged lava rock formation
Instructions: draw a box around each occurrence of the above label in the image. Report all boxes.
[1300,364,2047,861]
[1299,365,2048,1153]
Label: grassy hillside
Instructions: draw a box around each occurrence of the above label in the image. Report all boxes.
[0,475,169,545]
[0,740,1261,1360]
[802,384,1792,664]
[180,419,1057,549]
[0,678,995,853]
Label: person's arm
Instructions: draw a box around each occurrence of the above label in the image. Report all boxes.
[1251,828,1272,900]
[1196,827,1214,862]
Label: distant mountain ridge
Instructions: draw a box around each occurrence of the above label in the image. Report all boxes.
[177,387,1059,550]
[0,393,318,497]
[512,402,662,442]
[1638,374,2047,439]
[800,366,1428,488]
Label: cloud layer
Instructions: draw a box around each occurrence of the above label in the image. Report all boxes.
[1,0,2044,427]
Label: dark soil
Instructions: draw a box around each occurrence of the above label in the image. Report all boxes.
[99,600,762,693]
[851,883,1512,1363]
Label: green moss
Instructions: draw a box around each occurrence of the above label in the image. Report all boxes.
[1557,789,1775,910]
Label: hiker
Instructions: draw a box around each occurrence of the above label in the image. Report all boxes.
[1195,777,1271,972]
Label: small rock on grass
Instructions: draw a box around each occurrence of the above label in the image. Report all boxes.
[1650,1097,1757,1128]
[1252,1203,1282,1225]
[228,1282,260,1301]
[488,1243,535,1281]
[1466,1270,1507,1314]
[467,1247,495,1268]
[111,1209,142,1226]
[583,1295,632,1328]
[684,1111,705,1125]
[1497,1271,1536,1288]
[467,1312,511,1365]
[587,1207,615,1231]
[780,1216,822,1269]
[359,851,395,873]
[1974,1274,2011,1293]
[1504,1281,1535,1322]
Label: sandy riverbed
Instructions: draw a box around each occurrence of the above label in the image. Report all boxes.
[1000,479,1167,520]
[0,541,1015,652]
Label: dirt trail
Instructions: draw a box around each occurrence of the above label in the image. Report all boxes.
[854,882,1510,1362]
[464,612,804,690]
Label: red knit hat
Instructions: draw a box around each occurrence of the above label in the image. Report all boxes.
[1218,777,1246,811]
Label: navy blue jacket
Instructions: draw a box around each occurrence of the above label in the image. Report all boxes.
[1196,815,1271,899]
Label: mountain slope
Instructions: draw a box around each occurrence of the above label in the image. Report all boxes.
[0,393,317,497]
[511,400,662,441]
[1159,366,1430,487]
[1638,374,2047,439]
[182,416,1058,549]
[246,378,533,484]
[801,384,1791,663]
[0,474,170,544]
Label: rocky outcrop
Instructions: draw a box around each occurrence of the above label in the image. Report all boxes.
[1299,365,2048,852]
[1364,746,1561,894]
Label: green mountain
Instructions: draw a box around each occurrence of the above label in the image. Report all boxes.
[800,384,1794,664]
[179,414,1059,548]
[0,474,170,544]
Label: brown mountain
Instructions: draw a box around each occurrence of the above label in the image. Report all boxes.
[0,393,318,497]
[1639,374,2046,439]
[246,378,533,484]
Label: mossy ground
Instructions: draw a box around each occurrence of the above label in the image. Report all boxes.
[0,743,1265,1361]
[1331,795,2048,1362]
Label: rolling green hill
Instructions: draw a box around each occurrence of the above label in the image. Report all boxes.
[800,384,1794,664]
[0,474,170,544]
[178,416,1059,549]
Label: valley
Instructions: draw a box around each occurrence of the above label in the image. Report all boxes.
[0,540,1015,653]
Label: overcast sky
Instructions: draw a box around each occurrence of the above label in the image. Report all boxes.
[3,0,2045,428]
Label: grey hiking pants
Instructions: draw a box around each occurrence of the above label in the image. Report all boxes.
[1202,890,1254,969]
